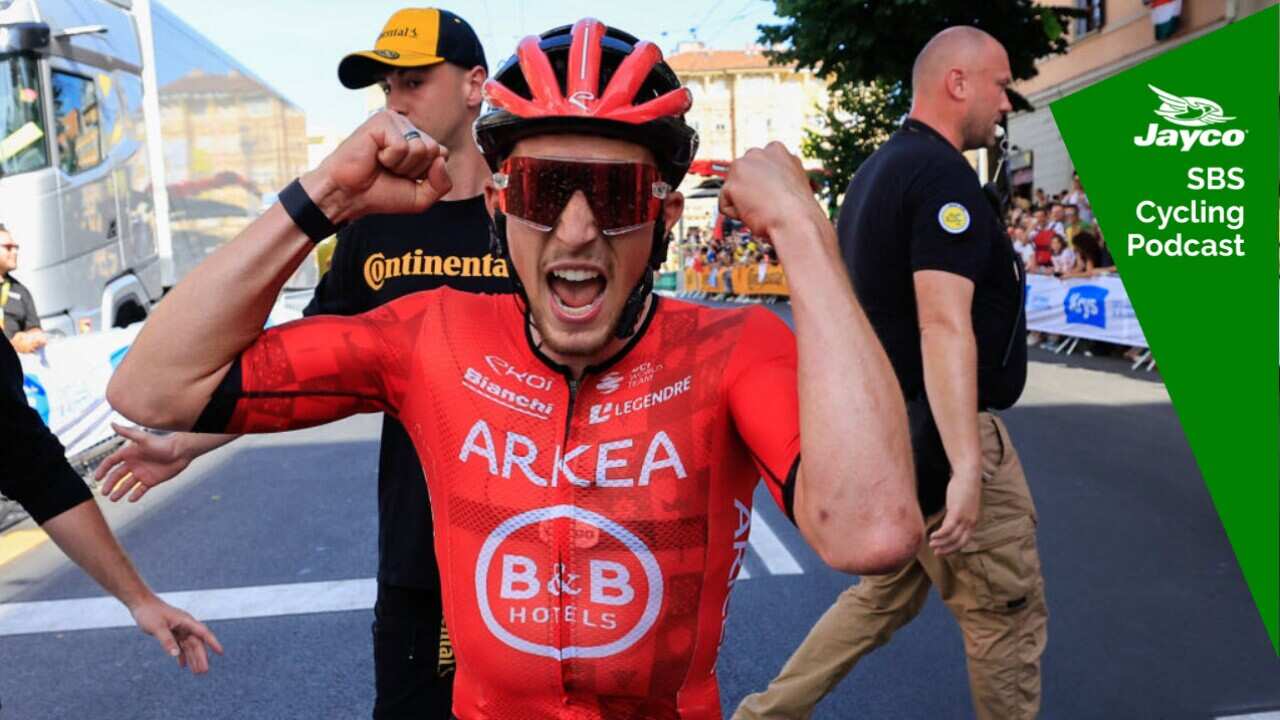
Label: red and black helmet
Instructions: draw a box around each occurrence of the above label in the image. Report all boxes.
[474,18,699,187]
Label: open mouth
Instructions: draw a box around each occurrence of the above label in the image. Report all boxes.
[547,267,608,322]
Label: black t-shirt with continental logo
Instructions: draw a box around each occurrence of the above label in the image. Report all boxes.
[303,195,511,588]
[837,118,1026,516]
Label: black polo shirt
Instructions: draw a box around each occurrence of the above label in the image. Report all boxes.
[838,118,1026,515]
[1,335,92,523]
[2,275,41,340]
[303,195,511,588]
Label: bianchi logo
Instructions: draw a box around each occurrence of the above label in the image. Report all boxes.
[462,367,554,420]
[474,505,664,659]
[1134,84,1243,151]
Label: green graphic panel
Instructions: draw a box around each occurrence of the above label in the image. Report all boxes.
[1052,8,1279,653]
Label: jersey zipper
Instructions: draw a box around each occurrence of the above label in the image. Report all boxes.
[564,378,578,445]
[559,376,580,697]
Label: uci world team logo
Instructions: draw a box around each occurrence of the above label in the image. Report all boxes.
[474,505,664,660]
[1134,85,1243,151]
[1064,285,1109,329]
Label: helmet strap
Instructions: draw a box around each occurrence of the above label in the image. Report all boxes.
[489,211,532,319]
[613,220,667,340]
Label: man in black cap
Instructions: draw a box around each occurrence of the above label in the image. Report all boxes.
[93,8,504,717]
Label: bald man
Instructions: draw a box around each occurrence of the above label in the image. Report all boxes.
[736,27,1047,720]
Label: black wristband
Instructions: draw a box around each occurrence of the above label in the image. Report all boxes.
[279,178,340,243]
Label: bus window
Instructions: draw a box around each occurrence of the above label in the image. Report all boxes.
[50,71,103,174]
[0,54,49,176]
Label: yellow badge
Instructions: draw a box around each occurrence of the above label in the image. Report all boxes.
[937,202,971,234]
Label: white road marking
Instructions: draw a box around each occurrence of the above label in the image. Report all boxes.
[750,509,804,575]
[0,519,808,637]
[0,578,376,637]
[1216,712,1280,719]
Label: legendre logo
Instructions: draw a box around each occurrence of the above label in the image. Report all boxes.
[363,251,509,291]
[1134,85,1243,152]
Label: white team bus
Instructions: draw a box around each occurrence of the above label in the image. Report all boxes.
[0,0,312,338]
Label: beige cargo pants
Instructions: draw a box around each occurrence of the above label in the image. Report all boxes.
[735,413,1048,720]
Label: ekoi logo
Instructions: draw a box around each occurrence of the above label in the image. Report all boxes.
[474,505,664,659]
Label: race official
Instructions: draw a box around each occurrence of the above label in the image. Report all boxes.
[0,224,48,353]
[736,27,1048,720]
[92,8,502,718]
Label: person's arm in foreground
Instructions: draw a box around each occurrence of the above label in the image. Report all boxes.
[41,501,224,671]
[108,111,450,429]
[0,341,221,672]
[720,143,922,574]
[95,425,238,503]
[914,271,982,555]
[100,221,368,500]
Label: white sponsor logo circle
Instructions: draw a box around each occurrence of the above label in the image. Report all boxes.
[474,505,664,659]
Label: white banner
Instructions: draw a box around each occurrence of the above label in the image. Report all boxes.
[18,299,304,456]
[19,326,140,458]
[1024,274,1148,348]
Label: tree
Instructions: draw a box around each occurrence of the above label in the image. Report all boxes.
[765,0,1086,210]
[760,0,1081,90]
[802,80,909,216]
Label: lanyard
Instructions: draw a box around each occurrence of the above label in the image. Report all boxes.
[1,280,9,309]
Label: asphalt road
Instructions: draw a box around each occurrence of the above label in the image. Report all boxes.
[1,301,1277,720]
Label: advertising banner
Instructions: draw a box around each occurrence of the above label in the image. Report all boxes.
[1024,274,1147,347]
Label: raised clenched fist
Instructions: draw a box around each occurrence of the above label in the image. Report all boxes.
[302,110,453,224]
[718,142,821,243]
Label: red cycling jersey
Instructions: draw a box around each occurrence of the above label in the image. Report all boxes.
[195,288,800,719]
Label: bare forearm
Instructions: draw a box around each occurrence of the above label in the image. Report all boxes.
[41,500,153,610]
[109,173,346,429]
[178,432,240,459]
[920,324,981,479]
[776,216,920,572]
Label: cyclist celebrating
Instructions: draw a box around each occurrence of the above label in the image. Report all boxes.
[109,19,922,719]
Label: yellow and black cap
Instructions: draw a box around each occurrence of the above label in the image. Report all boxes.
[338,8,487,89]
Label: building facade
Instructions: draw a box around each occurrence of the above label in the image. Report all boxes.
[1009,0,1275,198]
[666,42,832,230]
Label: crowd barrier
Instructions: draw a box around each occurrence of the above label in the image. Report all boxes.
[680,266,791,298]
[1025,274,1147,348]
[2,299,304,528]
[17,298,305,455]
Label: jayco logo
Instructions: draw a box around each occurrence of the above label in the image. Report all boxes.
[1064,286,1109,329]
[1134,85,1243,151]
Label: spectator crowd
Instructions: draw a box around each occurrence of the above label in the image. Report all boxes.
[1007,173,1147,363]
[673,217,784,303]
[1008,172,1115,280]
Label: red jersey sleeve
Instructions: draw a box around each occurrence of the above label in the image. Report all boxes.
[724,307,802,520]
[191,295,427,434]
